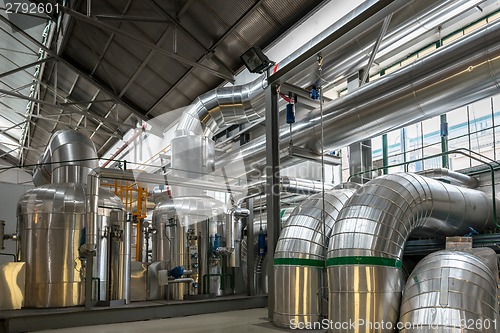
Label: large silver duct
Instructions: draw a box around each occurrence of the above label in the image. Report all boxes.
[399,250,499,332]
[215,18,500,174]
[326,173,500,332]
[32,130,98,186]
[273,189,355,328]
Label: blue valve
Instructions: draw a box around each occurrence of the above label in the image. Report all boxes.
[169,266,184,279]
[286,103,295,124]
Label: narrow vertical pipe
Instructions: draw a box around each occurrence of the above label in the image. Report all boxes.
[402,127,408,172]
[440,114,449,168]
[247,198,255,296]
[491,98,496,161]
[265,82,280,319]
[467,106,472,168]
[382,134,388,175]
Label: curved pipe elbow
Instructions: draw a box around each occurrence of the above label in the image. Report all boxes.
[175,76,267,138]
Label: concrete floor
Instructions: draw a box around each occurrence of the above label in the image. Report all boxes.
[35,308,324,333]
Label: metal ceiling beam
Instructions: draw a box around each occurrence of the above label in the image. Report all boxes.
[22,112,120,138]
[151,0,235,77]
[0,87,134,132]
[360,13,393,86]
[146,0,266,116]
[90,0,133,76]
[0,14,151,123]
[58,5,235,82]
[94,15,171,23]
[0,57,54,79]
[59,99,115,106]
[177,0,195,18]
[118,25,172,98]
[0,121,25,134]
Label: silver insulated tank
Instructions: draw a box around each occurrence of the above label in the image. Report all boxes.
[17,130,128,307]
[17,183,87,307]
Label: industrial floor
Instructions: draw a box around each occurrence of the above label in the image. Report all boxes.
[34,308,323,333]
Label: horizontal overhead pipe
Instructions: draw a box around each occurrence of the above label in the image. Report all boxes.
[215,18,500,175]
[174,0,475,141]
[235,176,337,204]
[416,167,480,188]
[326,173,500,332]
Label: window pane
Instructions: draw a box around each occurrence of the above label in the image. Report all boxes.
[492,95,500,161]
[371,136,383,163]
[422,142,442,170]
[421,117,441,146]
[447,106,468,140]
[470,128,494,167]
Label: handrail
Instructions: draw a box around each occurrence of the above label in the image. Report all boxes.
[348,148,499,228]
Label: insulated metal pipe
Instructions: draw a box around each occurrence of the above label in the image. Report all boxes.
[326,173,500,333]
[32,130,98,186]
[175,0,480,166]
[273,189,355,328]
[235,176,337,204]
[399,250,499,333]
[215,19,500,175]
[416,167,480,188]
[175,77,267,138]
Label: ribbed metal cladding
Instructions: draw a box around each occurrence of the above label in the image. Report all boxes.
[273,189,355,328]
[399,250,499,333]
[326,173,500,333]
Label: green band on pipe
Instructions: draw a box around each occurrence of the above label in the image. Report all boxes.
[326,256,402,269]
[274,258,324,268]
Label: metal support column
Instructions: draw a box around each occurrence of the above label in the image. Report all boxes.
[265,83,280,319]
[441,114,449,168]
[348,71,372,183]
[246,198,255,296]
[382,134,389,175]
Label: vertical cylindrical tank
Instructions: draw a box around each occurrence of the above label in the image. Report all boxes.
[108,210,131,303]
[96,188,126,302]
[17,184,86,307]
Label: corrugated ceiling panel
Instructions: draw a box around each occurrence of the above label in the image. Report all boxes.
[200,0,254,27]
[233,9,276,47]
[262,0,312,26]
[179,1,226,48]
